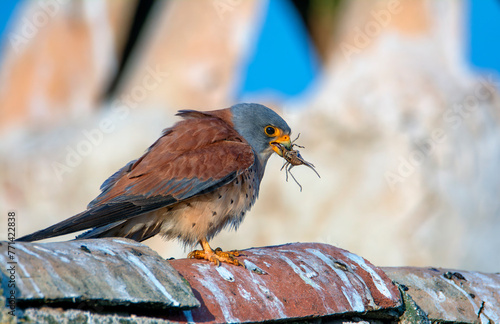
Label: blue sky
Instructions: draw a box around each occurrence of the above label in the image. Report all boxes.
[236,0,319,101]
[468,0,500,74]
[0,1,20,53]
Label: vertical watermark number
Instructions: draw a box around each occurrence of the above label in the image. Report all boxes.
[6,211,17,316]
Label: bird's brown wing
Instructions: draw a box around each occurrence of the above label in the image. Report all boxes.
[17,112,255,242]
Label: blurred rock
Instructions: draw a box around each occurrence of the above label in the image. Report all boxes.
[116,0,262,110]
[0,1,136,133]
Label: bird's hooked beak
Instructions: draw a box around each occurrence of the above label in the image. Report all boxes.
[270,134,291,157]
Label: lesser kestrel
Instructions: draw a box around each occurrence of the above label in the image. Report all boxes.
[18,103,292,266]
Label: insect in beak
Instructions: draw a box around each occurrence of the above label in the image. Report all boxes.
[275,134,320,191]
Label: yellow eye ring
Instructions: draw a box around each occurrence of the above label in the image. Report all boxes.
[264,126,277,137]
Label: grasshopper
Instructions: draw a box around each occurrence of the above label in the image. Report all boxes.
[277,134,320,191]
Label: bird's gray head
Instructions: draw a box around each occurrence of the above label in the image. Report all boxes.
[231,103,292,164]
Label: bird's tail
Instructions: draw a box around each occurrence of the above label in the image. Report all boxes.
[16,210,88,242]
[17,211,160,243]
[16,201,168,242]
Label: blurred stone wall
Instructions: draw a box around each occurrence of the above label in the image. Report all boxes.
[1,0,499,272]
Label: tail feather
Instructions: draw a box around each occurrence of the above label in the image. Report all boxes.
[74,220,128,240]
[16,210,91,242]
[16,199,170,242]
[76,219,161,242]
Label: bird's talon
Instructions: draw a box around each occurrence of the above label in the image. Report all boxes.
[209,255,221,266]
[188,241,244,267]
[187,250,203,259]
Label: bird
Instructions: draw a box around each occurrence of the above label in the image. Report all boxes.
[17,103,292,266]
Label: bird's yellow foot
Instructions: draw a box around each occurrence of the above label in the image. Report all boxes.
[188,239,244,267]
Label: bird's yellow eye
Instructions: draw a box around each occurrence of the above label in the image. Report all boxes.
[265,126,277,137]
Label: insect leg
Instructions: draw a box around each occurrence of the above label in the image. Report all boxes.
[287,164,303,192]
